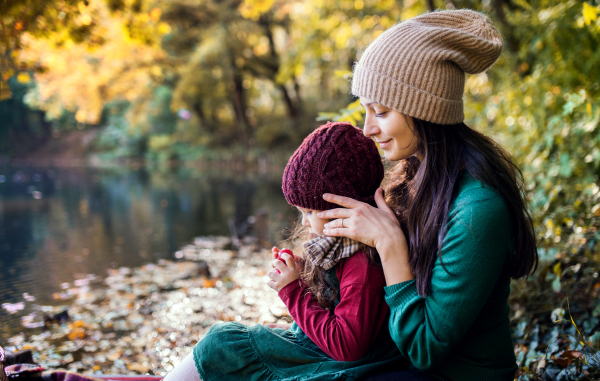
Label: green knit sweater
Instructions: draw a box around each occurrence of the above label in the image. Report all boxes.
[384,174,518,381]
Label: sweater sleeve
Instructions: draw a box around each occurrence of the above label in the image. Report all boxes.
[385,189,513,370]
[278,251,388,362]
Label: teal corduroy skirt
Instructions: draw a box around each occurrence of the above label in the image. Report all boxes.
[193,322,406,381]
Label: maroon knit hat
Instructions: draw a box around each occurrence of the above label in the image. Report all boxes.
[282,121,384,211]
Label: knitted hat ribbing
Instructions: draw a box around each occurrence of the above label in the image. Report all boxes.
[351,9,503,125]
[282,122,384,211]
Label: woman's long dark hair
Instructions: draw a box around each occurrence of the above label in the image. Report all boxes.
[384,118,538,297]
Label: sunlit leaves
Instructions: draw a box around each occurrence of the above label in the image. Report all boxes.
[18,0,166,124]
[317,99,363,125]
[583,2,599,26]
[239,0,275,20]
[16,73,31,84]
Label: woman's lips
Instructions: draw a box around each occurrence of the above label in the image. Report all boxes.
[378,139,392,149]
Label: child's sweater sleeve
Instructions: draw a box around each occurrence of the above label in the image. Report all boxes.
[278,251,388,362]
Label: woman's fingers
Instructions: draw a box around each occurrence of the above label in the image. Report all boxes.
[324,217,351,229]
[374,188,394,214]
[324,226,357,241]
[317,207,352,220]
[322,193,362,208]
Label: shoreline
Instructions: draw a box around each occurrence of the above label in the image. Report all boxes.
[2,237,289,376]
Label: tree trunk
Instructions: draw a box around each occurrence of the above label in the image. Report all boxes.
[426,0,435,12]
[229,58,252,143]
[492,0,519,53]
[260,16,302,120]
[278,84,300,119]
[193,101,216,134]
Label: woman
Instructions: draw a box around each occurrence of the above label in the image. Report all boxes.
[317,9,538,381]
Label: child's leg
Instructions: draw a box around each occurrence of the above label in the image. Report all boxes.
[163,352,201,381]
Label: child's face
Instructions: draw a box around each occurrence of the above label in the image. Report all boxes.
[297,207,331,236]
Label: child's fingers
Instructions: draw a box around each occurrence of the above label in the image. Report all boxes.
[279,253,295,269]
[267,267,283,280]
[267,279,277,290]
[271,247,281,265]
[272,259,286,272]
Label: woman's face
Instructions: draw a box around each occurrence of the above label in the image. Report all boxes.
[360,97,420,161]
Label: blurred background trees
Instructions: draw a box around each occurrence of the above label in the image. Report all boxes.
[3,0,600,264]
[1,0,413,160]
[2,0,599,239]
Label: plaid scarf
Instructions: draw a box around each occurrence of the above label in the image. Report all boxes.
[302,235,363,271]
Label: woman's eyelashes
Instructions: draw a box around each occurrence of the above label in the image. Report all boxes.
[374,108,388,118]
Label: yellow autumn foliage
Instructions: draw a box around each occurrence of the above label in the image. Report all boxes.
[583,2,599,25]
[18,0,166,124]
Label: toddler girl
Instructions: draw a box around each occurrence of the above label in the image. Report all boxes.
[168,122,405,381]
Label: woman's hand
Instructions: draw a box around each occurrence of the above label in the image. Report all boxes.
[318,187,415,284]
[267,247,299,292]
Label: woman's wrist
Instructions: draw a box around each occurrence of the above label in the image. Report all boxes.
[375,227,406,261]
[377,235,415,285]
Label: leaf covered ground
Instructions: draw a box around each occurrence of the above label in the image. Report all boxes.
[4,235,600,380]
[4,237,290,376]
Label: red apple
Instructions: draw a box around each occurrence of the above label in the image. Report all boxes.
[275,248,294,273]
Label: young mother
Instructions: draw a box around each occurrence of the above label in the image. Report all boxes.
[318,9,538,381]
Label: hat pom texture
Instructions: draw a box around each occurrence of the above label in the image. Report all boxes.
[282,122,384,211]
[351,9,503,125]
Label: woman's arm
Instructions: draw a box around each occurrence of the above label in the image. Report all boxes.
[318,188,415,286]
[385,189,513,370]
[278,252,389,362]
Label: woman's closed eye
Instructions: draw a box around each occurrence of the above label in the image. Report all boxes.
[373,107,389,118]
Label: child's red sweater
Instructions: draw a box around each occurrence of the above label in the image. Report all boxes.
[278,251,389,362]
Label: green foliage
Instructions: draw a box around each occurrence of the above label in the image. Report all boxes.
[92,100,147,159]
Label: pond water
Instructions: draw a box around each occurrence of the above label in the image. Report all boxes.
[0,164,297,342]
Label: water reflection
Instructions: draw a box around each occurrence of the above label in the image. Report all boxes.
[0,165,296,341]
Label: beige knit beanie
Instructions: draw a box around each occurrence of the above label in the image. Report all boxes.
[351,9,503,125]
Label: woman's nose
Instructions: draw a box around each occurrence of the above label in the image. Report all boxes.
[302,216,310,227]
[363,114,379,138]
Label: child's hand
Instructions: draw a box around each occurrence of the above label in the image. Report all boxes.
[267,247,299,292]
